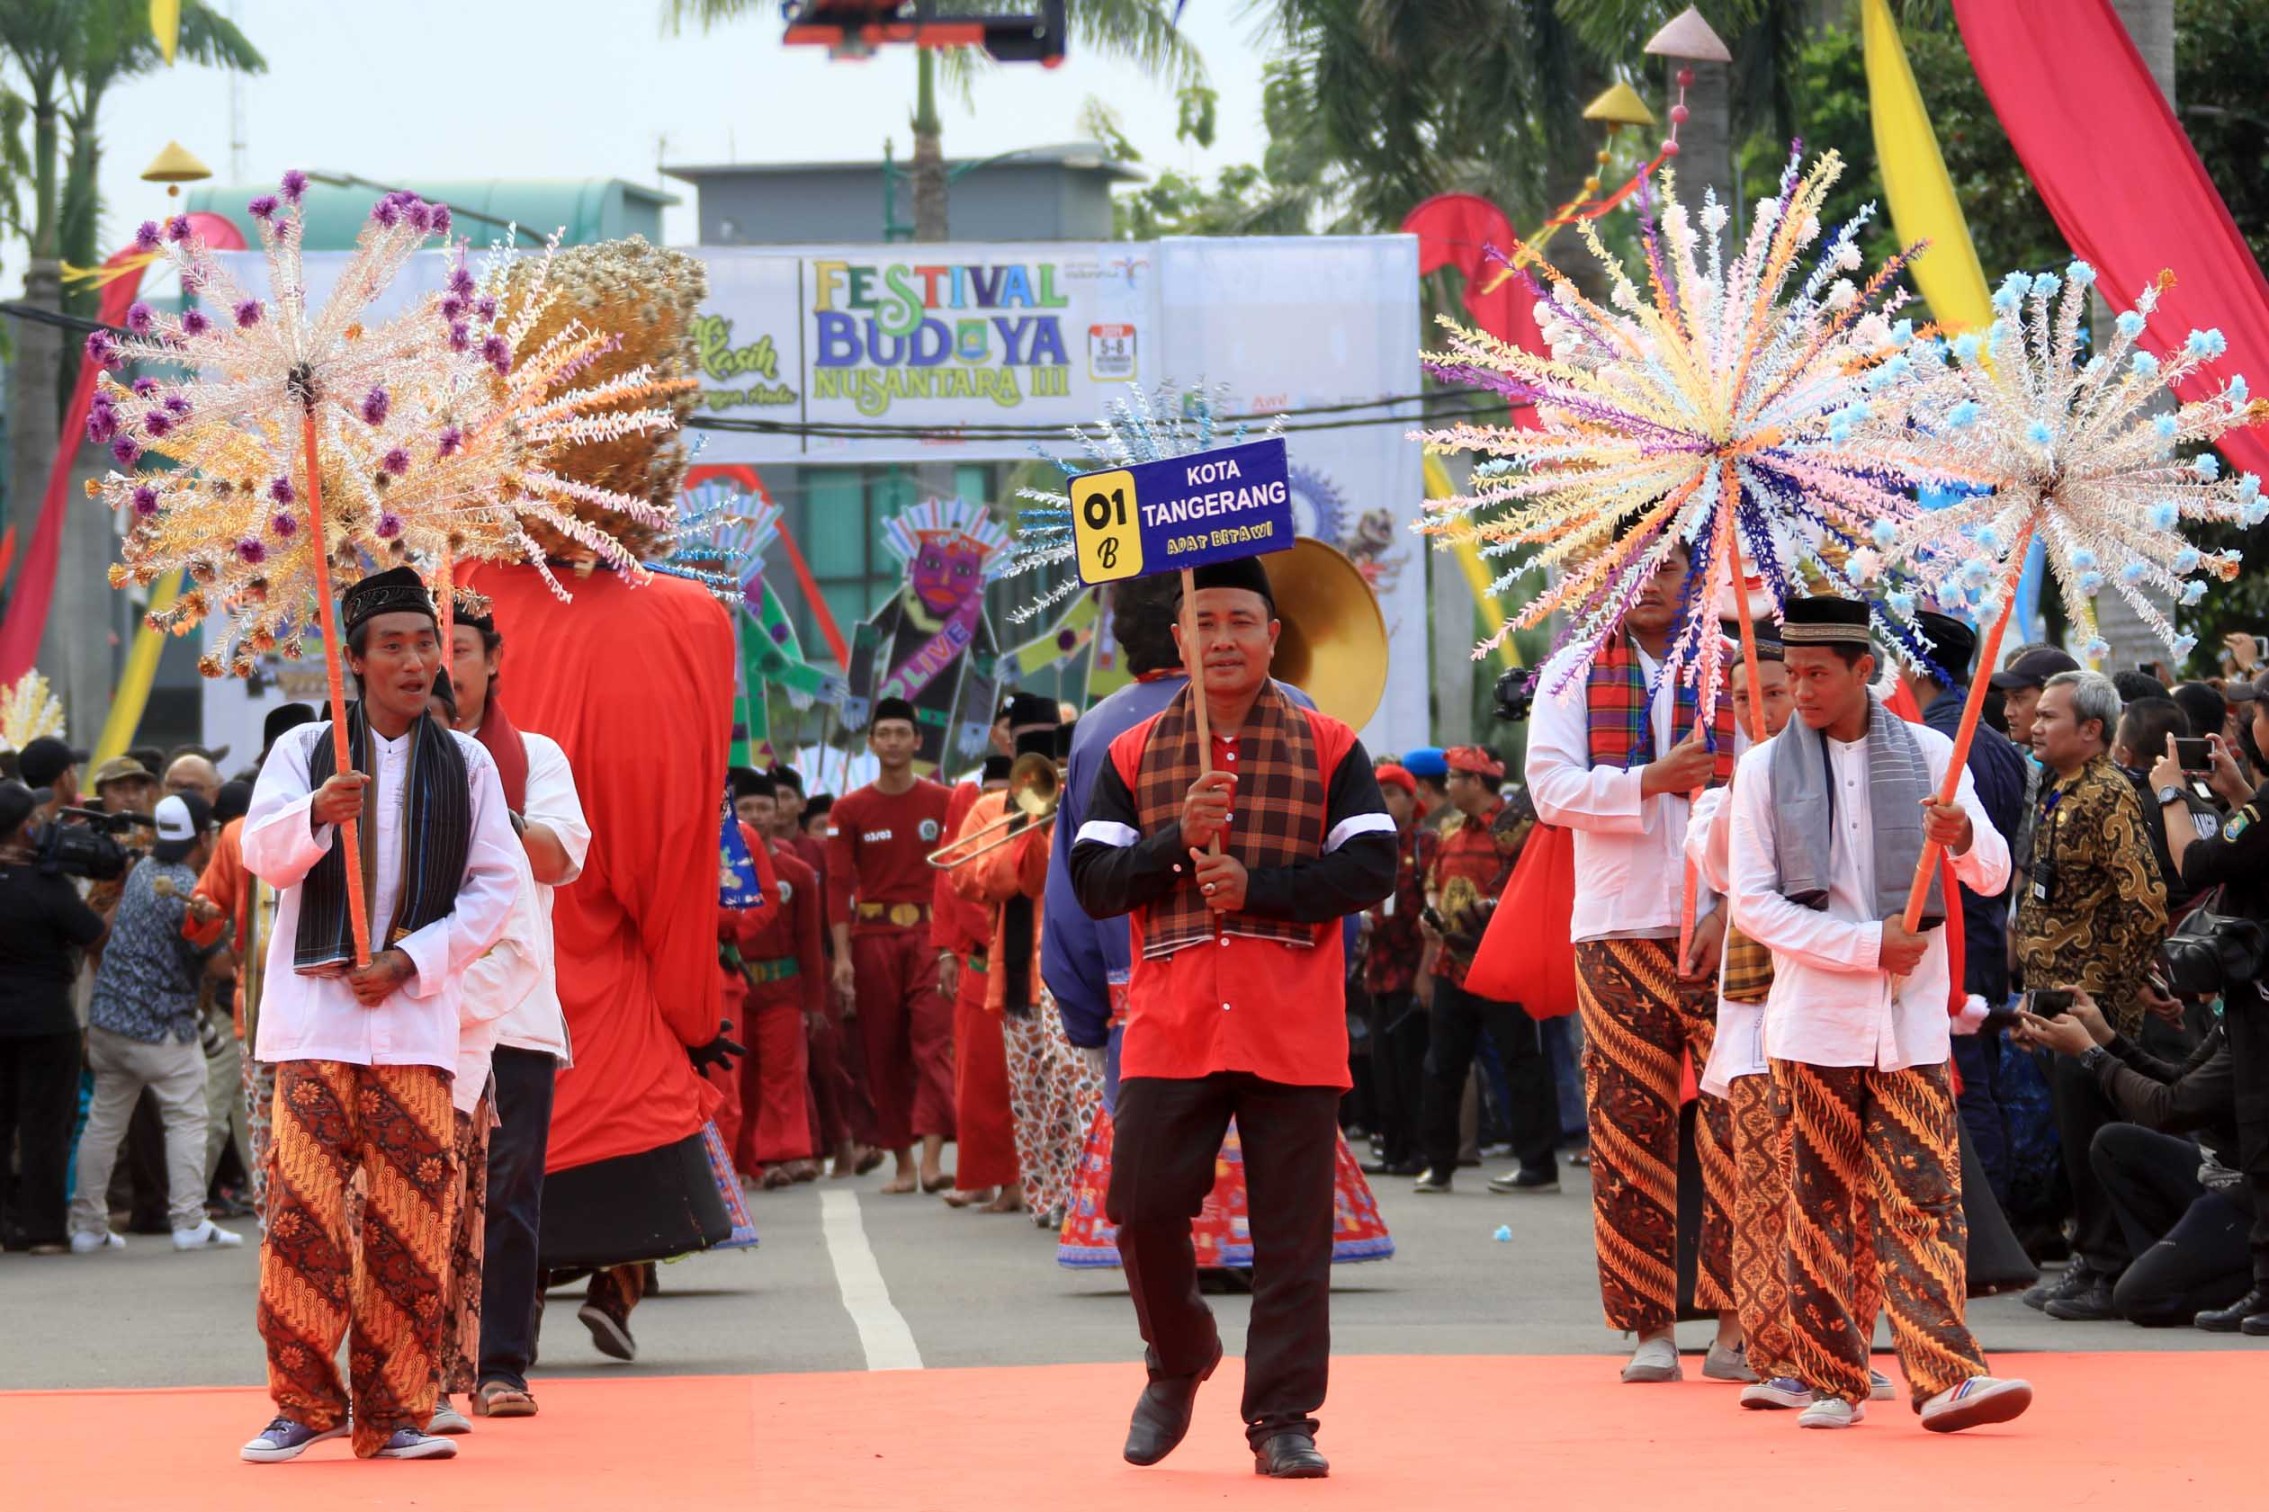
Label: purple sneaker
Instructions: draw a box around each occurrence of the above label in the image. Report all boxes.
[241,1416,350,1463]
[374,1427,458,1460]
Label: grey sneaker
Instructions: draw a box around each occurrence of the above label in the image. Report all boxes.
[241,1417,350,1463]
[1799,1395,1865,1429]
[373,1427,458,1460]
[1621,1337,1682,1383]
[1869,1369,1896,1402]
[1703,1340,1758,1383]
[427,1399,473,1435]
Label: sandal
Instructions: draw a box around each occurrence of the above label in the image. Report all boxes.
[760,1166,795,1190]
[473,1381,538,1419]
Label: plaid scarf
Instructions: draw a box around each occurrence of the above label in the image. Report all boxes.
[1133,681,1321,959]
[296,705,472,971]
[1584,636,1736,786]
[1720,923,1774,1004]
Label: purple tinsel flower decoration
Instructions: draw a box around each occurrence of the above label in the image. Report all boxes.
[406,201,434,234]
[179,266,201,295]
[180,309,210,337]
[268,476,295,505]
[376,512,403,539]
[270,512,299,539]
[448,321,471,352]
[86,407,117,446]
[430,205,451,236]
[83,330,116,367]
[438,426,464,458]
[111,437,141,466]
[440,296,465,321]
[372,196,400,229]
[382,447,411,475]
[131,376,160,398]
[237,538,267,565]
[166,216,192,243]
[235,300,263,328]
[361,386,390,425]
[474,296,497,322]
[481,334,511,375]
[131,485,160,518]
[281,169,308,204]
[248,194,279,221]
[143,411,173,438]
[126,302,156,334]
[134,220,163,251]
[164,394,192,416]
[448,265,475,298]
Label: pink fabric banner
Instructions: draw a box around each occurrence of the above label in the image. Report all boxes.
[1954,0,2268,478]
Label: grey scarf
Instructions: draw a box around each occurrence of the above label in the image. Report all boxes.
[1767,693,1944,927]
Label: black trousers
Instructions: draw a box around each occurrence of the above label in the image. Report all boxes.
[479,1046,557,1389]
[1420,978,1556,1180]
[2090,1122,2254,1323]
[2052,1049,2130,1274]
[1108,1072,1340,1446]
[0,1029,81,1249]
[1364,989,1428,1166]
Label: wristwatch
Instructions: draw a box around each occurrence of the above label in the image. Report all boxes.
[2156,785,2185,807]
[2079,1044,2112,1075]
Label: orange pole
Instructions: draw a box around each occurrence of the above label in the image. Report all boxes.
[437,542,454,651]
[1898,509,2040,934]
[1722,460,1767,745]
[1679,497,1746,968]
[301,412,372,967]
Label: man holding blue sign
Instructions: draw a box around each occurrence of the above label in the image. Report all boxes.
[1069,552,1396,1480]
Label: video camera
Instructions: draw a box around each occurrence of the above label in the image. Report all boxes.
[32,806,151,882]
[1492,666,1538,725]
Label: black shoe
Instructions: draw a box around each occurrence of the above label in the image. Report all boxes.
[2022,1258,2091,1312]
[2196,1288,2269,1334]
[2043,1276,2121,1321]
[1486,1166,1561,1195]
[1123,1340,1223,1467]
[1253,1431,1330,1479]
[1411,1170,1453,1194]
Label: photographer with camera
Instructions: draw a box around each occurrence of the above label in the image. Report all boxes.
[2015,989,2254,1327]
[0,780,108,1254]
[2145,669,2269,1334]
[66,793,239,1253]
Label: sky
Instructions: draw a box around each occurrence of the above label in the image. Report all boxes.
[10,0,1281,279]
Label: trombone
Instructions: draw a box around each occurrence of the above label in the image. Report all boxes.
[927,752,1060,869]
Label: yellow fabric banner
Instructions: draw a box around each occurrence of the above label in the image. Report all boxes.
[1863,0,1992,334]
[1422,452,1516,670]
[94,572,184,763]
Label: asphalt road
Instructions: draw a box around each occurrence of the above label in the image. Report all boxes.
[1,1157,2246,1392]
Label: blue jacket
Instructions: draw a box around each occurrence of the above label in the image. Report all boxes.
[1925,687,2028,1002]
[1041,674,1329,1047]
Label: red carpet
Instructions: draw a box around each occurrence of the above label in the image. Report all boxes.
[4,1352,2256,1510]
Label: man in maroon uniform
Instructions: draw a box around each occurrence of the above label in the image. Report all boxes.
[1071,556,1397,1480]
[725,771,824,1187]
[827,697,957,1194]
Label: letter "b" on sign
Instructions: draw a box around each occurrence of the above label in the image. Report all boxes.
[1073,469,1143,583]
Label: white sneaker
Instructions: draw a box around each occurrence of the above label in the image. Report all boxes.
[1621,1337,1682,1383]
[427,1400,474,1435]
[172,1218,244,1251]
[1798,1395,1865,1429]
[1919,1376,2032,1433]
[69,1229,124,1255]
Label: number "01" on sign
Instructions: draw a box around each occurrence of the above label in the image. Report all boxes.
[1072,468,1144,582]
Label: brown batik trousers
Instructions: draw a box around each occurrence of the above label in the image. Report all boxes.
[258,1060,455,1459]
[1777,1059,1987,1409]
[439,1101,490,1398]
[1726,1071,1883,1384]
[1574,938,1735,1333]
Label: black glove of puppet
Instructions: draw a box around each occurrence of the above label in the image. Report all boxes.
[687,1027,746,1075]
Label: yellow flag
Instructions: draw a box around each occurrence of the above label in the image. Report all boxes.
[94,573,185,763]
[1862,0,1991,333]
[151,0,180,66]
[1423,453,1517,670]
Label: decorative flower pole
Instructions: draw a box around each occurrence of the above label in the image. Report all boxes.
[1878,265,2266,930]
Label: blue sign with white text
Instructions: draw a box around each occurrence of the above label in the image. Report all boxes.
[1067,436,1294,585]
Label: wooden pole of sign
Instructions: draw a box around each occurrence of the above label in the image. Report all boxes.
[1180,566,1220,856]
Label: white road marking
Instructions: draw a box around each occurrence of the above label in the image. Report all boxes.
[819,1189,923,1371]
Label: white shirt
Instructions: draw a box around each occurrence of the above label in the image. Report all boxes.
[1526,642,1722,942]
[244,720,522,1073]
[1684,786,1765,1096]
[1727,717,2010,1072]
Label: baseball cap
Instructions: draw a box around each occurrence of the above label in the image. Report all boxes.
[1989,648,2080,693]
[0,779,46,839]
[17,736,87,790]
[151,791,212,864]
[89,755,155,791]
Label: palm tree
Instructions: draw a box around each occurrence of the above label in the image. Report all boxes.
[663,1,1205,240]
